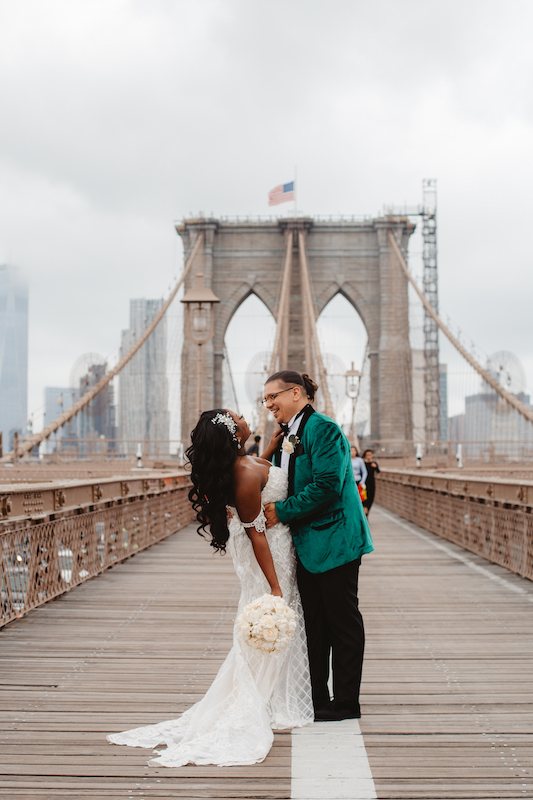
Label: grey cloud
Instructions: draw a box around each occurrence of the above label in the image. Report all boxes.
[0,0,532,418]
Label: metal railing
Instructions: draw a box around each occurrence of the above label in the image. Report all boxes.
[377,468,533,581]
[205,214,375,224]
[359,440,533,467]
[0,472,195,628]
[32,438,533,466]
[25,439,185,462]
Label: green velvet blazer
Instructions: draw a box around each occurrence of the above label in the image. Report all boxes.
[273,410,374,574]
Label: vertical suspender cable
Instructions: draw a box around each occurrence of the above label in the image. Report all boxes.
[299,233,314,377]
[255,230,293,440]
[298,230,335,419]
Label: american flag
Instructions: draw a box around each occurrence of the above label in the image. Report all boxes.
[268,181,295,206]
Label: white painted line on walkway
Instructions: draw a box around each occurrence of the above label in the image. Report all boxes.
[378,506,533,601]
[291,719,377,800]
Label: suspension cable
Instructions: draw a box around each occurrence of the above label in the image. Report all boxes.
[255,230,294,439]
[298,230,335,419]
[388,229,533,426]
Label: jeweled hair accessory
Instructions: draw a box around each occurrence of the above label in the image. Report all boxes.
[211,412,238,442]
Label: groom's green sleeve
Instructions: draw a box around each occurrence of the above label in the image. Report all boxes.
[275,419,348,524]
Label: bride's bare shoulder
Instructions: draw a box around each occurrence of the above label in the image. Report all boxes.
[233,457,270,491]
[250,456,272,467]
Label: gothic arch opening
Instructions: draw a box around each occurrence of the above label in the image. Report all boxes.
[223,293,276,431]
[316,294,370,437]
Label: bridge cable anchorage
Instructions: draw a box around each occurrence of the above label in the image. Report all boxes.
[0,232,205,463]
[255,229,294,440]
[298,229,335,419]
[388,229,533,426]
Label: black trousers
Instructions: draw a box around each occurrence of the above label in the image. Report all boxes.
[296,557,364,711]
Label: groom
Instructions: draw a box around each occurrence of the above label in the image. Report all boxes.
[263,370,374,721]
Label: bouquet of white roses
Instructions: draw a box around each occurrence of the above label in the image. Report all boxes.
[236,593,297,653]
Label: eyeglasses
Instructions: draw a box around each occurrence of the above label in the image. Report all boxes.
[261,387,294,406]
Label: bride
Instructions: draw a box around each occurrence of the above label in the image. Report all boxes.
[107,409,313,767]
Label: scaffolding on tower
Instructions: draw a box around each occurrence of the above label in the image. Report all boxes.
[422,179,440,442]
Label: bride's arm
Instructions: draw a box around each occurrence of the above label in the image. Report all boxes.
[234,468,282,597]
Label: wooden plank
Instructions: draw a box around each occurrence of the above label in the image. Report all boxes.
[359,506,533,799]
[2,504,533,799]
[0,526,291,799]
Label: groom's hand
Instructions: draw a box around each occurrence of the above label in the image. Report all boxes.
[264,502,279,528]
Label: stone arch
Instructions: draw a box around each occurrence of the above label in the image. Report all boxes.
[215,282,278,347]
[314,282,378,353]
[316,291,369,425]
[222,290,276,417]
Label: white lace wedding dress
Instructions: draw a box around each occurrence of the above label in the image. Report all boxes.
[107,466,313,767]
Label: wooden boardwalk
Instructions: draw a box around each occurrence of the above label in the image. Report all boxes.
[1,506,532,799]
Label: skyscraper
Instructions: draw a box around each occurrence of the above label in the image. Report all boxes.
[43,386,76,454]
[0,265,28,451]
[75,363,117,447]
[119,299,169,454]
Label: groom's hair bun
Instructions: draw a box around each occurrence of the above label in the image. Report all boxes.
[266,370,318,402]
[301,373,318,401]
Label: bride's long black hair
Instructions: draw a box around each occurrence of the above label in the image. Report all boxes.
[185,409,240,554]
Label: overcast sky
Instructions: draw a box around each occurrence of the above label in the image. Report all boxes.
[1,0,532,429]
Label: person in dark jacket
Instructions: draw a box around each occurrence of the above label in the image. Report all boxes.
[246,435,261,456]
[362,449,380,516]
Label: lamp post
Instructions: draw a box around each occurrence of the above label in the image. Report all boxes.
[181,273,220,418]
[345,361,361,444]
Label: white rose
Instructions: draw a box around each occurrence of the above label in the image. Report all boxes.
[264,628,278,641]
[282,439,295,454]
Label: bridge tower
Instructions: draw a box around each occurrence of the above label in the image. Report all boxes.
[177,216,415,445]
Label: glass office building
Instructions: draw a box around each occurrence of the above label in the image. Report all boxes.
[43,387,77,453]
[0,265,28,451]
[119,298,169,454]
